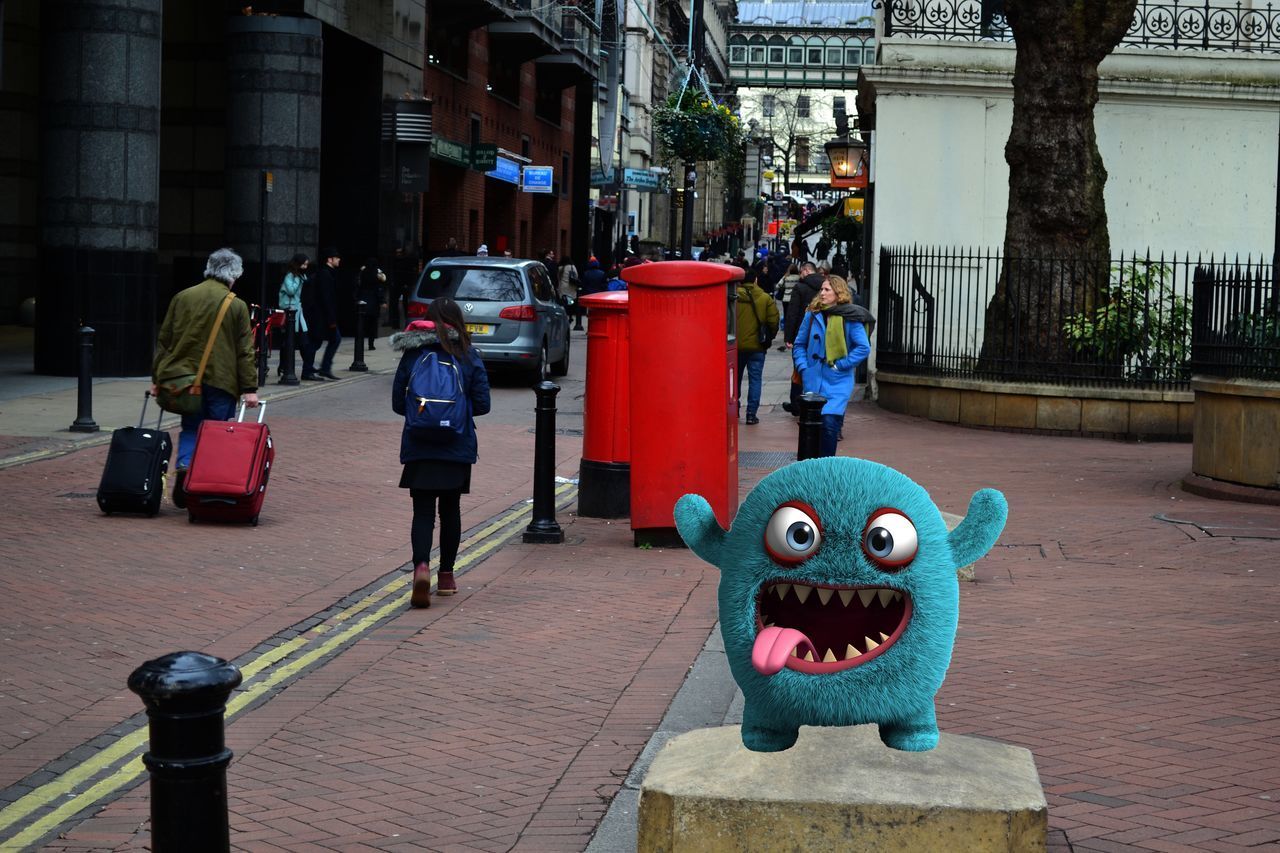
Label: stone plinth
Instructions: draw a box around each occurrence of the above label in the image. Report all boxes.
[638,725,1047,853]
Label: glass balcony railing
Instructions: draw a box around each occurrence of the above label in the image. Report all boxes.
[559,4,601,64]
[507,0,563,38]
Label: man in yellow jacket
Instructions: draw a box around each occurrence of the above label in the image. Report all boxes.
[735,270,780,426]
[151,248,260,506]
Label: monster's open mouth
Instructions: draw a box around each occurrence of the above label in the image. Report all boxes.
[752,581,913,676]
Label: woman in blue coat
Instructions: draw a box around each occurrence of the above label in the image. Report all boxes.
[793,275,871,457]
[391,297,492,607]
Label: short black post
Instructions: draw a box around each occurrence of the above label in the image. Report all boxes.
[278,309,299,385]
[796,391,827,461]
[70,325,99,433]
[524,380,565,543]
[128,652,242,853]
[349,300,368,371]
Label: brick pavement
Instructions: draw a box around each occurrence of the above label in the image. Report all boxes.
[4,352,1280,850]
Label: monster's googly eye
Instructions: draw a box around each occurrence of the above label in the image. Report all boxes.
[763,501,823,565]
[862,508,918,570]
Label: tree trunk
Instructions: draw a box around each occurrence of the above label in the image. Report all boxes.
[980,0,1136,376]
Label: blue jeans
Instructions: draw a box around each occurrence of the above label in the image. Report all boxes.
[820,413,844,457]
[319,327,342,373]
[177,386,238,468]
[737,351,766,418]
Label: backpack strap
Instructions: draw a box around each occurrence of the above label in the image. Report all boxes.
[194,291,237,393]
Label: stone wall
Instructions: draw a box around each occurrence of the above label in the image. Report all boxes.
[1190,376,1280,489]
[876,371,1193,440]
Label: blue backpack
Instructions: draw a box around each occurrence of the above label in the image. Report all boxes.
[405,350,468,440]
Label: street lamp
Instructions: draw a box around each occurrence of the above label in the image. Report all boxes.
[825,137,868,189]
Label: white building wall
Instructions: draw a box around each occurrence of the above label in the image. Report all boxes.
[868,41,1280,258]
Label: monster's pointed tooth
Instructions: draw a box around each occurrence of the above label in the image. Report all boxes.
[816,587,834,606]
[845,643,860,660]
[864,635,880,651]
[838,589,855,607]
[893,590,903,602]
[822,648,838,663]
[877,589,894,608]
[793,585,812,605]
[774,584,791,601]
[803,650,815,662]
[790,648,799,657]
[879,632,890,642]
[857,589,876,607]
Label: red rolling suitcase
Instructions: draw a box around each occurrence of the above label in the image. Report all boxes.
[184,401,274,526]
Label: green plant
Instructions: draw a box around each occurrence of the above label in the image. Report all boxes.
[653,90,743,165]
[1063,261,1191,381]
[1224,310,1280,374]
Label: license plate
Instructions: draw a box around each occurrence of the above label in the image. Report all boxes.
[465,323,493,335]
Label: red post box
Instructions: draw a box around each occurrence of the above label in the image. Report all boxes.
[578,291,631,518]
[621,261,743,546]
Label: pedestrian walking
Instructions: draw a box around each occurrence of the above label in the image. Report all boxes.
[792,275,871,457]
[151,247,260,507]
[356,258,387,351]
[558,256,583,330]
[279,253,319,379]
[579,257,607,296]
[305,247,342,380]
[390,298,492,608]
[781,261,825,414]
[735,269,779,426]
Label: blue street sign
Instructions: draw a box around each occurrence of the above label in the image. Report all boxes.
[486,156,521,185]
[522,166,554,194]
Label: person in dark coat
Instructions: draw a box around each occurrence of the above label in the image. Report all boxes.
[782,262,826,414]
[356,258,387,350]
[579,257,608,296]
[390,297,492,608]
[305,247,342,379]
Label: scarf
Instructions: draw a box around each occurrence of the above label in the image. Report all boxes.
[817,302,865,366]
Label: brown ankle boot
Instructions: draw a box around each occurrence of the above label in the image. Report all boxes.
[410,562,431,608]
[437,571,457,596]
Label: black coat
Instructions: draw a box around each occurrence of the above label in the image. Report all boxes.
[357,277,385,318]
[784,273,825,344]
[304,263,339,333]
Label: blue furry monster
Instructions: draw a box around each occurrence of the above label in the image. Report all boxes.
[674,457,1007,753]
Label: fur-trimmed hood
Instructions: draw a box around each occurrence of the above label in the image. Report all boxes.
[390,320,462,352]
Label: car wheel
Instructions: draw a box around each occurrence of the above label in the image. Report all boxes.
[550,333,570,376]
[531,340,549,382]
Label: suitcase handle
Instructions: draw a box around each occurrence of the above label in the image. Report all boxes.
[236,400,266,423]
[141,391,164,429]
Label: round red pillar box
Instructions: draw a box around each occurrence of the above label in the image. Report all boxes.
[578,291,631,518]
[621,261,743,547]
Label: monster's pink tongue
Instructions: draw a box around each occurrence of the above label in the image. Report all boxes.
[751,626,817,676]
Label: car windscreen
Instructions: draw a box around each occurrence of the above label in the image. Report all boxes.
[417,267,525,302]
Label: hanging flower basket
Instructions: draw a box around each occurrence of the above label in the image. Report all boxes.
[653,90,743,164]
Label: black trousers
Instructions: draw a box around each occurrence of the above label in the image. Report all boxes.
[411,490,462,570]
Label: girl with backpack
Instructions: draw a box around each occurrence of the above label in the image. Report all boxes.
[390,298,492,608]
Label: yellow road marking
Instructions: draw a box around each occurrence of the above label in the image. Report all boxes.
[0,486,576,847]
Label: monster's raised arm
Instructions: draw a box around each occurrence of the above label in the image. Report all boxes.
[947,488,1008,569]
[674,493,726,565]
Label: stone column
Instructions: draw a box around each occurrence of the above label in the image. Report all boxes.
[224,15,322,296]
[36,0,162,376]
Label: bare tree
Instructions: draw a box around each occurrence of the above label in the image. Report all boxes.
[981,0,1138,374]
[741,90,835,193]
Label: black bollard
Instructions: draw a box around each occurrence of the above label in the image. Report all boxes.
[796,391,827,461]
[523,380,565,543]
[278,309,300,385]
[70,326,99,433]
[128,652,242,853]
[349,300,368,371]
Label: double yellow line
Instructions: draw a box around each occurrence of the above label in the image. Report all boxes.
[0,484,577,850]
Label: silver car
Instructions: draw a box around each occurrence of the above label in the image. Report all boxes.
[408,258,571,378]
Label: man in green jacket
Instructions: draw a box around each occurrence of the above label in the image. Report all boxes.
[736,269,780,426]
[151,248,260,506]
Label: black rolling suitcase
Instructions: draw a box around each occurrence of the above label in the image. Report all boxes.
[96,392,172,516]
